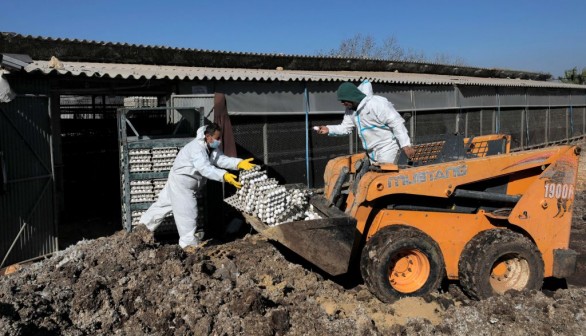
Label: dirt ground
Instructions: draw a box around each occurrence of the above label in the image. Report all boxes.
[1,141,585,335]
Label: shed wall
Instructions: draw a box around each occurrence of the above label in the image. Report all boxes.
[0,77,57,266]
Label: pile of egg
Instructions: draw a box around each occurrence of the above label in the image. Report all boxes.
[224,166,322,226]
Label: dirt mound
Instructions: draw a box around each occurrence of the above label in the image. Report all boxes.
[1,225,585,335]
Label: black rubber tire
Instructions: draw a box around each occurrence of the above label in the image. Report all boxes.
[459,229,544,300]
[360,225,445,303]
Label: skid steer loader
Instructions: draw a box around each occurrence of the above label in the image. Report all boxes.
[239,134,580,302]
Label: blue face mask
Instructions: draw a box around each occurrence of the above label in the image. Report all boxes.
[209,139,221,149]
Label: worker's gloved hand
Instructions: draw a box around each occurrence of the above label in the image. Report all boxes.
[223,173,241,188]
[237,158,256,170]
[403,146,416,160]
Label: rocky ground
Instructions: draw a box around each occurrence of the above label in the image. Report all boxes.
[1,141,585,336]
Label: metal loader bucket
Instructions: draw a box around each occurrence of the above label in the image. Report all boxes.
[241,195,357,276]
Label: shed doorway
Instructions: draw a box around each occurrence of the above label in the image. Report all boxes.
[57,95,123,248]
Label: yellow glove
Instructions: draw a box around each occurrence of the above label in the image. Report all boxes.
[237,158,256,170]
[223,173,241,188]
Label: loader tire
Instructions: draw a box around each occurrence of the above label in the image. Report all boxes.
[459,229,544,300]
[360,225,445,303]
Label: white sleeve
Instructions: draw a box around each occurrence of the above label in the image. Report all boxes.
[377,102,411,148]
[326,111,355,136]
[192,148,228,182]
[210,149,242,170]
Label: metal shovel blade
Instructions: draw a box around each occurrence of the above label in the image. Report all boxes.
[241,195,357,276]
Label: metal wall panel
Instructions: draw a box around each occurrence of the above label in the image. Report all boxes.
[527,88,549,106]
[549,89,570,106]
[0,86,57,266]
[224,82,469,115]
[499,87,526,107]
[221,81,305,115]
[570,91,586,105]
[458,86,498,108]
[412,86,456,110]
[307,82,414,114]
[377,85,413,111]
[306,82,343,114]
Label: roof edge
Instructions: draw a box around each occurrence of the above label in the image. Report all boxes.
[0,32,551,81]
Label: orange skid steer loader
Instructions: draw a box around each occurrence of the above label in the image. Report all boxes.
[241,134,580,302]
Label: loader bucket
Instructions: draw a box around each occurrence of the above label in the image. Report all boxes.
[241,195,357,276]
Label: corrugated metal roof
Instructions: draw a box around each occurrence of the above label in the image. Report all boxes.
[2,32,552,80]
[24,60,586,89]
[3,32,306,57]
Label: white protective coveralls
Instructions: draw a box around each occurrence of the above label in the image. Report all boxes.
[140,125,242,247]
[327,80,411,163]
[0,71,16,103]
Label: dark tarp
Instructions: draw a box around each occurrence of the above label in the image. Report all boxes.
[213,93,237,157]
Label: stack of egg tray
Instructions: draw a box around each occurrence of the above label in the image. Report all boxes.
[153,179,167,196]
[129,148,152,172]
[224,166,321,226]
[123,96,158,108]
[152,147,178,171]
[131,209,146,226]
[130,179,155,203]
[128,146,179,173]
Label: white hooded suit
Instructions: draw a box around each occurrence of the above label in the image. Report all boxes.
[327,80,411,163]
[140,126,242,247]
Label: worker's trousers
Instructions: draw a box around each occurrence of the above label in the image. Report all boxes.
[139,172,202,248]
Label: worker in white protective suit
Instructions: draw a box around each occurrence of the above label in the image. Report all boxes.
[139,123,255,249]
[316,81,414,163]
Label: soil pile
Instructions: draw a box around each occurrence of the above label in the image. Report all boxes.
[1,225,585,335]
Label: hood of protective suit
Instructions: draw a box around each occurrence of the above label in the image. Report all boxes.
[195,125,207,140]
[358,80,373,97]
[336,82,366,104]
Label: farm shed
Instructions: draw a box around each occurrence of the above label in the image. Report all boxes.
[1,32,585,265]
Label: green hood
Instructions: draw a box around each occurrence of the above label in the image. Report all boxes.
[336,82,366,104]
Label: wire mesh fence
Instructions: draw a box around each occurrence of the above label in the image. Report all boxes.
[230,105,585,187]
